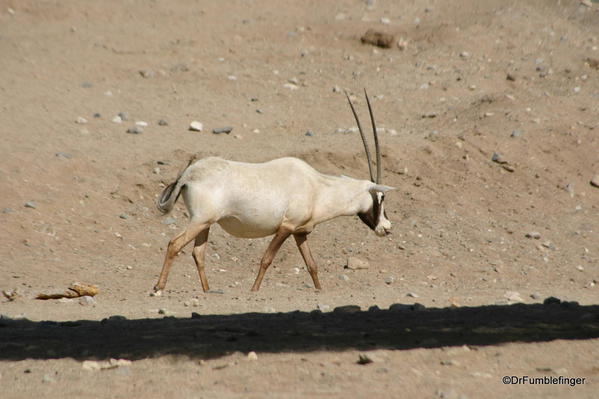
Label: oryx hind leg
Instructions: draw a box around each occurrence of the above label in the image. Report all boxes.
[293,233,322,290]
[192,228,210,292]
[154,219,211,293]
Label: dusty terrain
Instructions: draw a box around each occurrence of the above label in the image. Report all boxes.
[1,0,598,398]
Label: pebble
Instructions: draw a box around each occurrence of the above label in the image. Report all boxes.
[42,374,55,383]
[491,152,507,164]
[126,126,143,134]
[317,303,330,312]
[79,296,96,306]
[93,113,101,118]
[213,127,233,134]
[119,213,129,219]
[207,289,224,294]
[305,130,314,137]
[339,274,350,282]
[459,51,470,59]
[158,119,168,126]
[135,121,148,127]
[510,129,523,138]
[357,354,374,365]
[530,292,542,300]
[406,292,420,298]
[139,69,155,78]
[504,291,523,302]
[163,217,176,225]
[75,116,88,124]
[189,298,200,307]
[118,112,129,121]
[525,232,541,239]
[590,175,599,188]
[384,276,395,285]
[158,308,173,316]
[112,115,123,123]
[55,152,73,159]
[247,351,258,361]
[283,83,298,90]
[346,256,370,270]
[332,85,341,92]
[333,305,361,313]
[24,201,37,209]
[189,121,204,132]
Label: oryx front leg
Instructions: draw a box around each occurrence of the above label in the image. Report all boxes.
[293,233,322,290]
[251,229,292,292]
[192,228,210,292]
[154,220,211,293]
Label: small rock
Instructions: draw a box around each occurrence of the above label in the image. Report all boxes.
[79,296,96,306]
[506,73,516,81]
[339,274,350,282]
[213,127,233,134]
[384,276,395,285]
[247,351,258,361]
[42,374,54,383]
[333,305,361,313]
[206,289,224,294]
[305,130,314,137]
[459,51,470,59]
[126,126,143,134]
[317,303,330,312]
[93,113,101,118]
[357,354,374,365]
[525,232,541,239]
[590,175,599,188]
[24,201,37,209]
[189,121,204,132]
[119,213,129,220]
[55,152,73,159]
[406,292,420,298]
[510,129,523,138]
[2,208,14,214]
[346,257,370,270]
[118,112,129,121]
[189,298,200,307]
[112,115,123,124]
[491,152,507,164]
[139,69,155,78]
[504,291,523,302]
[135,121,148,127]
[75,116,88,124]
[158,119,168,126]
[283,83,298,90]
[543,296,561,305]
[530,292,542,300]
[163,217,176,225]
[360,29,395,49]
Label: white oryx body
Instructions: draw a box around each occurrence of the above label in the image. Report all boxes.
[172,157,390,238]
[153,91,395,293]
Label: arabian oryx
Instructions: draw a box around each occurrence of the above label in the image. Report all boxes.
[153,90,395,293]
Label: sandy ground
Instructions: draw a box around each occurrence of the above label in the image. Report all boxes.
[1,0,598,398]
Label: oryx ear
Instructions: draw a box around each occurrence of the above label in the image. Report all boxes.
[370,184,396,194]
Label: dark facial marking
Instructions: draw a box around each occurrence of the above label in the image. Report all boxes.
[358,192,384,230]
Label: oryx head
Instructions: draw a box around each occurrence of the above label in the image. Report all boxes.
[345,89,395,237]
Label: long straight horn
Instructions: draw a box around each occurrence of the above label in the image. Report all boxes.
[345,90,375,182]
[364,89,381,184]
